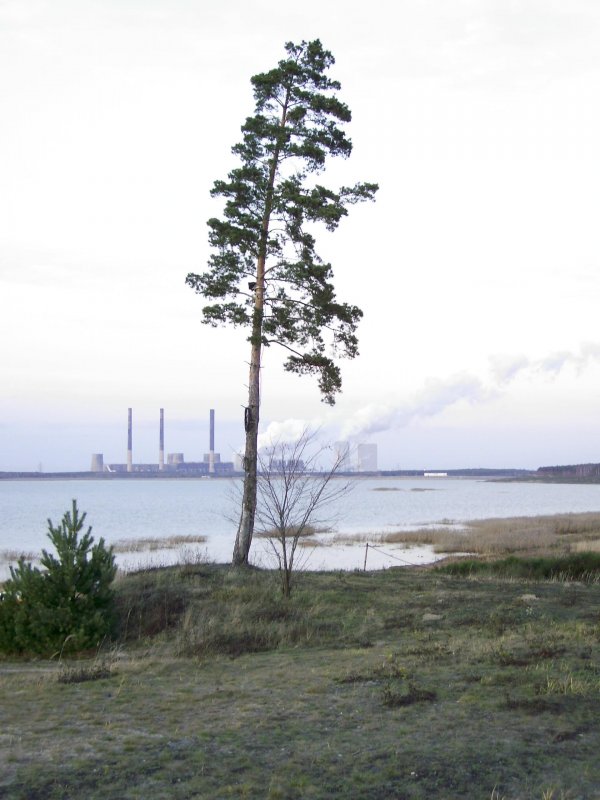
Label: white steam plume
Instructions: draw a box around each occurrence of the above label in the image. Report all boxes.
[491,342,600,385]
[340,373,490,440]
[340,341,600,441]
[248,342,600,450]
[257,417,323,450]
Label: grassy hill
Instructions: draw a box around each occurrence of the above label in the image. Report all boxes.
[2,553,600,799]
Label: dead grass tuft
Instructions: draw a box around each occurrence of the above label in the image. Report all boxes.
[111,535,207,553]
[362,512,600,558]
[57,663,115,684]
[0,550,38,562]
[254,524,325,539]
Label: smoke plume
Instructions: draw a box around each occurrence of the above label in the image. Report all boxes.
[339,373,490,440]
[254,342,600,449]
[340,341,600,441]
[257,417,323,450]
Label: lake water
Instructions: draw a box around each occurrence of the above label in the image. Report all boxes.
[1,476,600,577]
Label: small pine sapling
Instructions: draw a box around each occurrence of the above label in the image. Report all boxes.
[0,500,116,655]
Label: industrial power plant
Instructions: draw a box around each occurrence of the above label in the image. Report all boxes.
[334,441,378,472]
[91,408,234,476]
[89,414,379,478]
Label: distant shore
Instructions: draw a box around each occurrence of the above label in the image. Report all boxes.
[499,474,600,485]
[3,465,600,483]
[0,467,534,481]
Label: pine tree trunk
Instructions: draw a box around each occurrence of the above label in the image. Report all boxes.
[232,304,262,566]
[231,91,289,567]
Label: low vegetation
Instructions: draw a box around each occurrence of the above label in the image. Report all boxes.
[254,429,353,597]
[2,544,600,798]
[438,552,600,581]
[333,511,600,558]
[110,534,207,553]
[0,501,116,656]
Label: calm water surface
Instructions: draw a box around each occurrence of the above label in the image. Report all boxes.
[1,477,600,573]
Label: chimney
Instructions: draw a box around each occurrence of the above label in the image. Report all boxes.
[159,408,165,471]
[127,407,133,472]
[209,408,215,474]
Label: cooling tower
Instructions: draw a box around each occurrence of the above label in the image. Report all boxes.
[91,453,104,473]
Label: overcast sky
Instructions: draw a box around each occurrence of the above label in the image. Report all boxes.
[2,0,600,471]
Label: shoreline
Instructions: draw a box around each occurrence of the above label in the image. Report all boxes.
[0,537,442,582]
[4,471,600,486]
[5,506,600,581]
[0,468,533,481]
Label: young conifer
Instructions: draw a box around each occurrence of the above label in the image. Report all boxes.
[186,40,377,565]
[0,500,116,655]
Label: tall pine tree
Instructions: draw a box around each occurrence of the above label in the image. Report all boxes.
[186,40,377,565]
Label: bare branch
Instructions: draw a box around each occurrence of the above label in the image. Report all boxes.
[255,427,353,596]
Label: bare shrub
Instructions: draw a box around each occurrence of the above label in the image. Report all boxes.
[256,429,353,597]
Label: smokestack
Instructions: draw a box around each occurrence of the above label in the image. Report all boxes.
[127,407,133,472]
[209,408,215,474]
[159,408,165,471]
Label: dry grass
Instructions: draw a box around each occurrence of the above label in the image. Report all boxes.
[371,487,435,493]
[331,512,600,558]
[0,550,38,563]
[296,538,326,548]
[4,566,600,798]
[111,534,207,553]
[254,524,326,539]
[573,539,600,553]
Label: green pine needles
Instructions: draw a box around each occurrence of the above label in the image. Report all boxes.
[186,39,378,565]
[187,39,377,403]
[0,500,116,656]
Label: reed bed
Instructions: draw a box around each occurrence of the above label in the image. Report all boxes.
[254,524,323,539]
[0,550,38,563]
[331,511,600,558]
[111,534,207,553]
[1,537,210,564]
